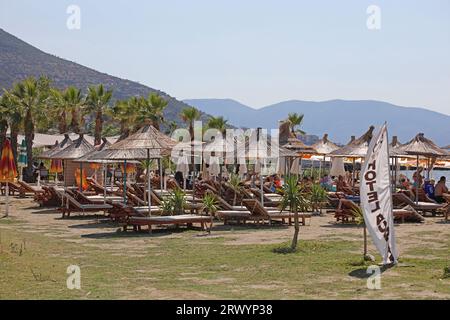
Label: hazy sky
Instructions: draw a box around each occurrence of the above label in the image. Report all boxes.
[1,0,449,115]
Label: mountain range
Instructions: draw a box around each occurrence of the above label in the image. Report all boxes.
[184,99,450,146]
[0,28,210,126]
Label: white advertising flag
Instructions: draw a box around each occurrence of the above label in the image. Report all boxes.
[360,124,398,265]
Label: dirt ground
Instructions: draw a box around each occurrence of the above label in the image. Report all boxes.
[2,196,448,259]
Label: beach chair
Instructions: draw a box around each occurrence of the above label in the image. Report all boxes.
[205,190,248,212]
[392,193,444,216]
[58,192,112,218]
[334,198,359,223]
[34,186,63,207]
[242,198,311,226]
[126,214,213,233]
[1,182,26,197]
[17,180,44,195]
[249,188,282,207]
[442,194,450,222]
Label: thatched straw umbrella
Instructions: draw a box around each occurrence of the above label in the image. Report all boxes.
[393,133,449,203]
[38,134,73,159]
[90,125,176,216]
[282,137,318,179]
[50,134,94,206]
[38,134,73,184]
[236,129,298,205]
[329,126,375,186]
[388,136,404,189]
[311,133,339,177]
[73,138,113,203]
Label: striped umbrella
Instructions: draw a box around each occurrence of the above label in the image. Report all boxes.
[50,159,63,183]
[17,139,27,181]
[74,168,89,191]
[0,139,17,216]
[18,139,27,167]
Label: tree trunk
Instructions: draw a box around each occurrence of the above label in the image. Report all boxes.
[189,122,194,141]
[24,110,35,182]
[59,110,67,134]
[70,108,80,133]
[291,209,300,250]
[152,120,160,131]
[94,111,102,145]
[0,119,8,155]
[10,124,19,169]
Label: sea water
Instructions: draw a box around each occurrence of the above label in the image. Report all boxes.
[400,170,450,187]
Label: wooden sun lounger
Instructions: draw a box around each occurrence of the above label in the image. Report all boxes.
[126,214,213,233]
[250,188,281,207]
[58,191,112,218]
[442,194,450,222]
[205,191,248,211]
[17,180,44,195]
[242,199,311,226]
[393,193,444,216]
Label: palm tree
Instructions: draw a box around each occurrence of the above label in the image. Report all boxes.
[165,120,178,136]
[180,107,201,140]
[63,86,83,133]
[280,175,309,250]
[10,77,49,180]
[84,84,113,145]
[48,88,68,133]
[287,113,306,136]
[0,95,9,154]
[137,93,168,130]
[207,116,228,134]
[109,97,139,139]
[0,92,23,166]
[228,173,242,206]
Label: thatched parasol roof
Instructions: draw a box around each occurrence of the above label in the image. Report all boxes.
[282,138,317,155]
[73,138,112,163]
[311,134,339,155]
[236,134,298,159]
[50,134,94,160]
[393,133,449,158]
[89,125,176,160]
[111,124,176,150]
[38,134,72,159]
[329,126,375,158]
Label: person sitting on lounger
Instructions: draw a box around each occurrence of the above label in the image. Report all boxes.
[434,176,448,204]
[413,167,424,189]
[337,175,354,195]
[320,174,333,191]
[424,179,435,200]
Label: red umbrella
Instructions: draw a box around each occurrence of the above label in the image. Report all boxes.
[0,139,18,216]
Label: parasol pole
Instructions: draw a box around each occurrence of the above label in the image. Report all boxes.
[79,162,83,193]
[260,171,264,206]
[103,162,107,204]
[352,158,356,187]
[123,160,127,204]
[37,169,41,187]
[147,149,152,217]
[110,166,114,193]
[415,155,419,205]
[5,182,9,217]
[159,158,163,191]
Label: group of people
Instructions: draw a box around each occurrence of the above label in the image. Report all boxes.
[399,168,448,203]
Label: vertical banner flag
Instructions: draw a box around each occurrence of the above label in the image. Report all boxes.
[360,124,398,265]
